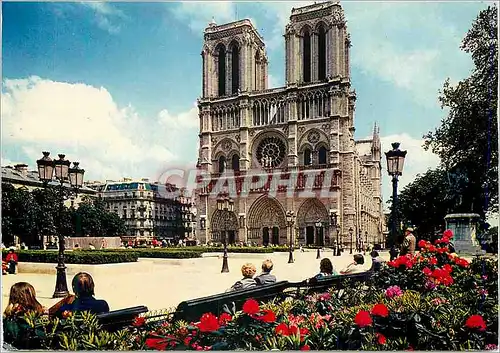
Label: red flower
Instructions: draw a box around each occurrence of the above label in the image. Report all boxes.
[145,338,168,350]
[218,312,232,325]
[422,267,432,276]
[242,299,260,315]
[376,333,387,345]
[437,247,448,254]
[442,264,452,273]
[418,239,427,249]
[197,313,220,332]
[183,337,192,346]
[354,310,373,327]
[465,315,487,331]
[429,257,438,265]
[259,309,276,323]
[301,344,311,351]
[275,323,290,336]
[371,304,389,318]
[443,229,453,240]
[61,310,73,319]
[289,325,300,335]
[133,316,146,327]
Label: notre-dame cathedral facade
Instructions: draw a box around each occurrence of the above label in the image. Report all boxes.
[195,1,384,249]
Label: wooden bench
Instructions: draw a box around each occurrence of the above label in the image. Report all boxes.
[96,305,148,331]
[287,272,374,295]
[173,281,290,322]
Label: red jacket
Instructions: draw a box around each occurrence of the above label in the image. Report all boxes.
[6,253,18,262]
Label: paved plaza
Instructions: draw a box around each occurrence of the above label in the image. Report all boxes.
[2,250,388,312]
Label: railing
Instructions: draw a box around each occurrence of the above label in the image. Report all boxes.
[207,83,335,132]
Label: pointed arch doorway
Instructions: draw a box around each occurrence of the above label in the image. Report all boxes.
[247,196,286,246]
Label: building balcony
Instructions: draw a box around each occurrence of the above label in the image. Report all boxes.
[200,81,351,133]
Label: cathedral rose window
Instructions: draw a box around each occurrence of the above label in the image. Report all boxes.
[256,136,286,168]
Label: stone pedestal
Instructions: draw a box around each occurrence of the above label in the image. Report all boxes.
[444,213,481,254]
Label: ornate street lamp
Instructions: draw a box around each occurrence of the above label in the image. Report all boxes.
[330,211,339,256]
[315,220,322,259]
[286,210,295,263]
[349,227,354,254]
[385,142,407,248]
[37,152,85,298]
[69,162,85,237]
[217,197,233,273]
[365,231,368,250]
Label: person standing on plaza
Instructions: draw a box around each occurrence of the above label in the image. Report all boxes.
[400,228,416,256]
[255,259,277,285]
[5,248,18,274]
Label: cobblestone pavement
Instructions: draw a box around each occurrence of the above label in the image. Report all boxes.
[2,250,388,312]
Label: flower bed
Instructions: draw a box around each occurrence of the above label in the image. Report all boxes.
[1,250,138,264]
[3,230,498,350]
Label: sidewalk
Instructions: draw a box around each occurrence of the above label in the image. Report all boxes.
[2,250,380,312]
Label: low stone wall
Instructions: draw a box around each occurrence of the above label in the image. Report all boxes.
[65,237,122,250]
[18,260,144,276]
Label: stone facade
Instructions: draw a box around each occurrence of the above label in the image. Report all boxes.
[195,1,383,249]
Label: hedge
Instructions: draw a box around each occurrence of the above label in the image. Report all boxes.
[1,250,138,264]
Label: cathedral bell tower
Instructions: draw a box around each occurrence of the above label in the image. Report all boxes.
[284,1,350,85]
[201,19,269,98]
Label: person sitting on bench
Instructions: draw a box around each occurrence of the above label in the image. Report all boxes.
[227,263,257,292]
[53,272,109,317]
[369,251,384,272]
[255,259,276,285]
[314,258,339,279]
[340,254,366,275]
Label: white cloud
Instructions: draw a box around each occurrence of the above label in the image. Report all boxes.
[379,133,440,211]
[80,2,127,34]
[170,2,236,33]
[1,76,198,182]
[258,2,475,107]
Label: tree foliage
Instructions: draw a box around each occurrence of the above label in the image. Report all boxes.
[1,183,127,246]
[423,6,498,216]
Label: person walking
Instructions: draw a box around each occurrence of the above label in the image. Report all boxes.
[400,227,416,256]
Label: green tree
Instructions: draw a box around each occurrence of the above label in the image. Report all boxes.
[424,6,498,217]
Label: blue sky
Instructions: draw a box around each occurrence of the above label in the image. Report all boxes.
[1,0,492,210]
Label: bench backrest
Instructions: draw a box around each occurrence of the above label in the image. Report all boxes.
[174,281,290,322]
[96,305,148,331]
[288,272,373,293]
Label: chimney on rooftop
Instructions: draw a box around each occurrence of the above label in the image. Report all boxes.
[14,164,28,176]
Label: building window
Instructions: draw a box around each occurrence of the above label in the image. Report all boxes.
[232,154,240,171]
[317,25,327,80]
[230,42,240,94]
[318,146,328,165]
[304,148,312,166]
[302,29,311,83]
[217,44,226,96]
[218,155,226,173]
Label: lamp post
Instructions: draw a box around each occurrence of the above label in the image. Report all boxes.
[349,227,354,254]
[315,221,322,259]
[286,210,295,263]
[329,211,338,256]
[385,142,407,248]
[37,152,85,298]
[217,197,233,273]
[365,231,368,250]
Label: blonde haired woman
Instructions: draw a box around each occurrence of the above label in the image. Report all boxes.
[227,263,257,292]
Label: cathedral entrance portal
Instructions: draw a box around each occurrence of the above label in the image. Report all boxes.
[247,196,286,246]
[211,210,239,244]
[262,227,270,246]
[297,198,330,246]
[272,227,279,245]
[306,226,315,245]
